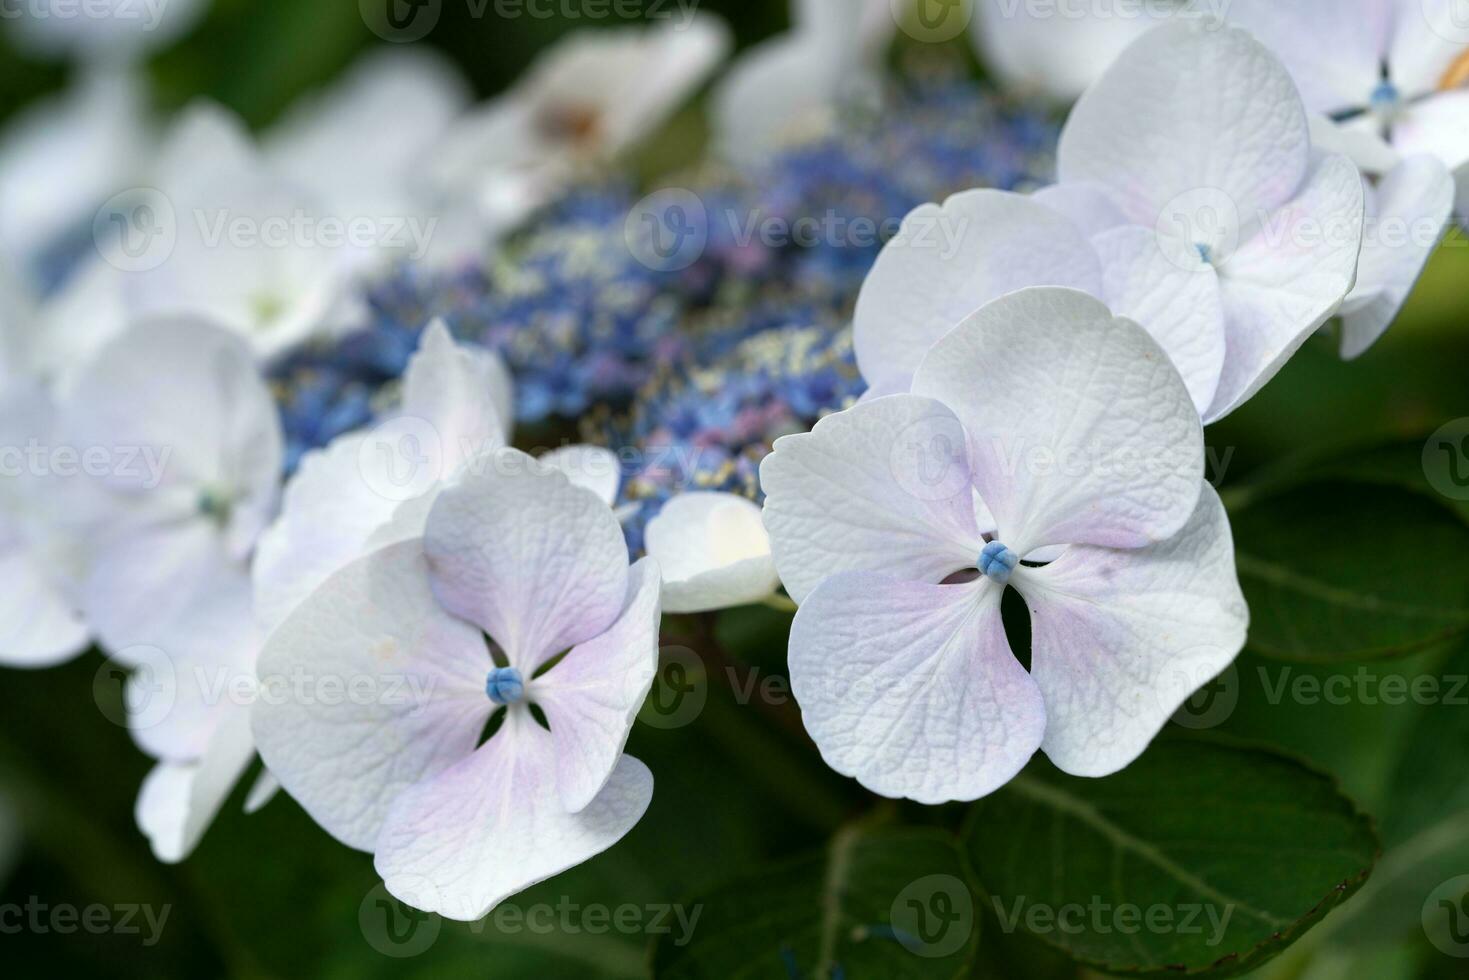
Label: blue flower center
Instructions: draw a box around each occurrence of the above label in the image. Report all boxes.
[1370,80,1401,114]
[978,541,1019,585]
[485,667,525,705]
[1195,243,1213,265]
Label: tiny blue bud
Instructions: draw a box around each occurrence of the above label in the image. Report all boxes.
[978,541,1019,585]
[1195,243,1213,265]
[485,667,525,705]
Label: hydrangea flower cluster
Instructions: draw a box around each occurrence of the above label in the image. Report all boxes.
[2,1,1461,933]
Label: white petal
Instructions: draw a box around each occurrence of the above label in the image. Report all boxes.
[424,449,629,671]
[713,34,843,165]
[853,190,1103,392]
[1310,114,1401,175]
[1341,156,1455,359]
[1058,21,1311,229]
[533,559,661,813]
[1092,224,1228,414]
[538,445,622,508]
[789,573,1043,804]
[401,319,513,472]
[0,543,89,668]
[1016,485,1248,777]
[911,287,1204,554]
[243,770,280,815]
[1391,90,1469,178]
[970,3,1164,103]
[125,572,259,763]
[645,493,779,613]
[1389,0,1469,99]
[252,434,394,632]
[135,701,257,864]
[375,718,652,921]
[252,541,489,851]
[759,395,983,605]
[264,48,470,218]
[0,69,149,268]
[1208,154,1366,421]
[82,522,251,665]
[1225,0,1390,114]
[1032,182,1129,239]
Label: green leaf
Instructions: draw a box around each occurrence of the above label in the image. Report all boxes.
[961,737,1378,978]
[1230,482,1469,661]
[651,826,980,979]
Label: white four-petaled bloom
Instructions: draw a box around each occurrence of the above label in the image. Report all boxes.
[1224,1,1461,357]
[856,23,1369,423]
[763,288,1248,803]
[1229,0,1469,198]
[58,319,283,860]
[254,451,661,920]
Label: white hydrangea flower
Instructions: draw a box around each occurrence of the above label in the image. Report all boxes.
[254,450,661,920]
[644,491,780,613]
[712,0,892,165]
[427,16,730,234]
[1229,0,1469,190]
[55,318,284,861]
[1053,21,1369,421]
[254,319,619,633]
[762,288,1248,803]
[858,23,1366,423]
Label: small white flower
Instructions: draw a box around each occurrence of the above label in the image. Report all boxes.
[56,318,283,860]
[254,319,618,633]
[427,16,730,234]
[254,451,661,920]
[712,0,892,164]
[1231,0,1469,194]
[59,318,282,654]
[644,491,780,613]
[855,26,1370,422]
[762,288,1248,802]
